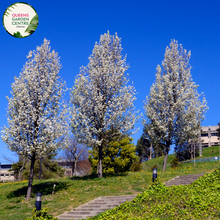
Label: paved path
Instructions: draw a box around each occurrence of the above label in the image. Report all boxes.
[164,173,205,186]
[57,173,205,220]
[57,195,137,220]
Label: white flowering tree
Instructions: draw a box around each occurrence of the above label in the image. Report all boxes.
[1,39,69,199]
[143,39,208,172]
[71,31,139,178]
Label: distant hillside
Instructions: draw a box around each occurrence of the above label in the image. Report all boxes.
[141,145,220,171]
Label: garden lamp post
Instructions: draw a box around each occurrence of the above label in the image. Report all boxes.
[153,167,157,182]
[35,192,42,211]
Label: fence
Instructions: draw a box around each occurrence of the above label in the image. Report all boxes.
[152,156,220,168]
[182,156,219,164]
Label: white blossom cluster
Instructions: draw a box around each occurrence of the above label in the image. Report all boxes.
[71,31,139,147]
[1,39,70,159]
[143,39,208,148]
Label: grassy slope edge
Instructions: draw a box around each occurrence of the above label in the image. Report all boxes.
[89,168,220,219]
[0,146,219,219]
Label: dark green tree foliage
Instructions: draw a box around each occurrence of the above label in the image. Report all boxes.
[24,158,64,180]
[9,161,25,180]
[153,143,165,158]
[174,141,199,161]
[89,136,138,174]
[138,126,166,161]
[11,153,64,180]
[136,135,151,162]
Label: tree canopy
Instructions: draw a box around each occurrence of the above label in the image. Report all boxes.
[71,31,139,177]
[1,39,69,199]
[143,39,208,171]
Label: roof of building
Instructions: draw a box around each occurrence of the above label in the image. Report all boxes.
[201,126,218,132]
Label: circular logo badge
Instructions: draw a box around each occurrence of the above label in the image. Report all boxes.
[2,2,38,38]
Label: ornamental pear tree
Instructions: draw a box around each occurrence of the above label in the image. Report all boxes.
[71,31,139,178]
[143,39,208,172]
[1,39,69,199]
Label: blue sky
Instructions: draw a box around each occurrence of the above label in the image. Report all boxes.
[0,0,219,163]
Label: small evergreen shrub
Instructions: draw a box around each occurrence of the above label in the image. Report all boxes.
[150,164,158,171]
[170,156,182,169]
[26,208,58,220]
[212,146,215,153]
[130,162,141,172]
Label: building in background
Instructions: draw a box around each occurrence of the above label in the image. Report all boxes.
[56,159,91,177]
[0,163,15,182]
[201,126,219,148]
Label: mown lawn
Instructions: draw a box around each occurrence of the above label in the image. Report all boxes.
[141,145,220,171]
[0,173,151,220]
[0,147,219,220]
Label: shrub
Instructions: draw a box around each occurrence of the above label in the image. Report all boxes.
[26,208,58,220]
[89,137,139,174]
[130,162,141,172]
[150,164,158,171]
[170,156,182,169]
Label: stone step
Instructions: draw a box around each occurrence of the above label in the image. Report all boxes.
[70,208,106,212]
[164,173,205,186]
[67,209,106,214]
[58,215,95,220]
[91,199,131,203]
[75,205,117,210]
[57,194,137,220]
[57,174,205,219]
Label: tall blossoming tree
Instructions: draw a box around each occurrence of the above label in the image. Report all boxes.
[71,31,139,178]
[1,39,69,199]
[143,39,208,172]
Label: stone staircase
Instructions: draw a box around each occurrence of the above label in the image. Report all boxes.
[57,194,137,220]
[57,173,205,220]
[164,173,205,186]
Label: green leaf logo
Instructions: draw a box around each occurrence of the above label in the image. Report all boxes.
[13,31,23,38]
[25,14,38,34]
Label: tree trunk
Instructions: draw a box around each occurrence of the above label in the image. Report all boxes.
[71,162,75,177]
[19,167,23,181]
[74,160,77,176]
[199,123,202,156]
[26,153,36,200]
[39,156,42,180]
[149,144,152,160]
[162,147,169,172]
[19,170,21,181]
[98,145,103,178]
[194,142,196,167]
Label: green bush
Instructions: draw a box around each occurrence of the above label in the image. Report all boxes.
[130,162,141,172]
[170,156,182,169]
[89,137,138,174]
[26,208,58,220]
[150,164,158,171]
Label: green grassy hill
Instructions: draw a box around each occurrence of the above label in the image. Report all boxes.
[0,146,219,219]
[89,168,220,219]
[142,145,220,172]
